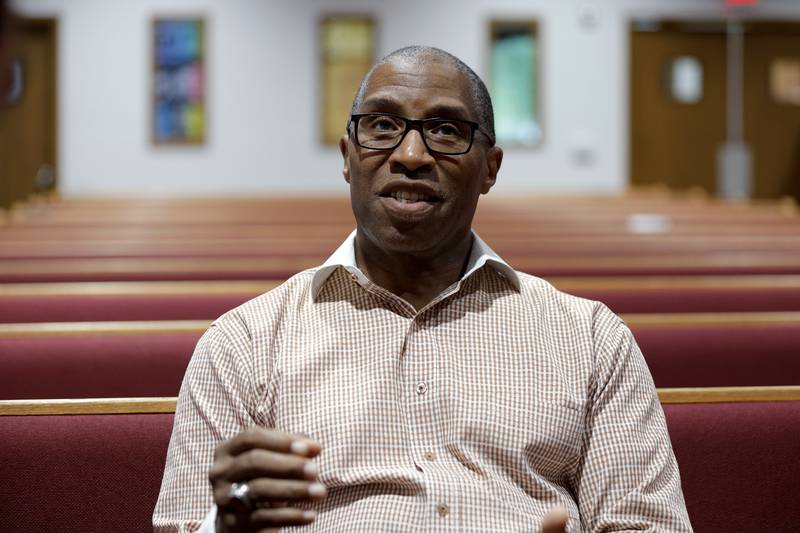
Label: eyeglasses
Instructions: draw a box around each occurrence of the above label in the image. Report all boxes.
[349,113,493,155]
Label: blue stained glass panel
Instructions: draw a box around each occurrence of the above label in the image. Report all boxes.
[156,21,201,67]
[153,19,205,144]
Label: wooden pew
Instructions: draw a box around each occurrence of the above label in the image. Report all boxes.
[1,313,798,399]
[4,251,800,281]
[6,234,800,259]
[0,388,798,533]
[3,276,800,323]
[3,196,798,281]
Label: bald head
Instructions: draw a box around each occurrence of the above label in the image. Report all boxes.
[350,46,495,145]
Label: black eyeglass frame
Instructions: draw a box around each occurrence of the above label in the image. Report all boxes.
[348,112,495,155]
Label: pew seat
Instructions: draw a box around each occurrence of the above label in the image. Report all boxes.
[633,322,800,387]
[3,277,800,323]
[664,400,800,532]
[0,293,254,323]
[580,286,800,313]
[1,316,798,399]
[0,334,198,399]
[0,411,173,533]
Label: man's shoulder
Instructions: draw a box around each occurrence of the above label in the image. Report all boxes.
[211,267,320,334]
[512,270,621,327]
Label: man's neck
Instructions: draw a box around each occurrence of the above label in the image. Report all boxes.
[354,230,473,311]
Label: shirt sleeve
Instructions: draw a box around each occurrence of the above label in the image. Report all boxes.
[572,305,694,533]
[153,317,262,533]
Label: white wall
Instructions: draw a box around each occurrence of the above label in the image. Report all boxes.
[11,0,800,197]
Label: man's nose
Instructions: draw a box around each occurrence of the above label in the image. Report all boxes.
[388,129,435,174]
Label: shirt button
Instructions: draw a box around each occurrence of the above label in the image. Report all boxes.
[437,503,450,517]
[416,382,428,395]
[424,451,436,461]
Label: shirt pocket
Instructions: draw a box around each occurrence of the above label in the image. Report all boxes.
[521,401,583,479]
[447,399,584,529]
[458,399,583,480]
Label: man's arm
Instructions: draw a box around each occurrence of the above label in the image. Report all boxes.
[571,305,693,532]
[153,320,262,533]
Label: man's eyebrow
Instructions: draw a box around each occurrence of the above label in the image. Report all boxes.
[424,104,472,121]
[358,98,472,121]
[357,96,401,113]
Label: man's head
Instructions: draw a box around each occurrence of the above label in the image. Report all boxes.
[339,46,503,259]
[350,47,496,146]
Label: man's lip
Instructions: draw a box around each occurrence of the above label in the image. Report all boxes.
[379,195,438,218]
[377,180,442,201]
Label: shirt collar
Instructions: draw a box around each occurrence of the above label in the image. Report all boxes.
[311,229,520,298]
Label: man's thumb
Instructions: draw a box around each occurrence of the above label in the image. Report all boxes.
[540,506,568,533]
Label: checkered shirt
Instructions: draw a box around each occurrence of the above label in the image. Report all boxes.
[153,231,692,532]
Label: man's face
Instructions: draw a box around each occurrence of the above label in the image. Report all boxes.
[339,58,502,258]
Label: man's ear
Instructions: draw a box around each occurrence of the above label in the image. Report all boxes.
[481,146,503,194]
[339,133,351,184]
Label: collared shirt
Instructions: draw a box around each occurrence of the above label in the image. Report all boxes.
[154,231,692,532]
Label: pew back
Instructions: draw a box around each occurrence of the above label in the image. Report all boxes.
[1,392,799,533]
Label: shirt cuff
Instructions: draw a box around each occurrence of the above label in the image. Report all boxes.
[197,505,217,533]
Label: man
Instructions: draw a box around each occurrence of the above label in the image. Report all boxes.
[154,46,692,532]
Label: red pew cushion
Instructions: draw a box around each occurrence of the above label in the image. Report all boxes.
[0,334,200,399]
[633,323,800,387]
[664,401,800,533]
[0,293,254,323]
[573,287,800,313]
[0,402,797,532]
[0,413,174,533]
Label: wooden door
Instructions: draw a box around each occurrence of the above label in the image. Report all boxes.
[630,23,727,194]
[0,18,56,209]
[744,23,800,200]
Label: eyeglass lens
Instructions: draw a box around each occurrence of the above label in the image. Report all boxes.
[356,115,473,154]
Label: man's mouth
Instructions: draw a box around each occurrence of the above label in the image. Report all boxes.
[384,190,438,203]
[378,188,441,219]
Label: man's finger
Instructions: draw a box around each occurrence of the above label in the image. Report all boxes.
[214,478,327,507]
[215,426,321,459]
[540,506,568,533]
[222,448,318,482]
[218,507,315,531]
[247,506,318,528]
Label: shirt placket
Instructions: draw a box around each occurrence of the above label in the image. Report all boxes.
[402,310,457,530]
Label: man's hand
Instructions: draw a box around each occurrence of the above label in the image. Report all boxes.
[209,427,327,532]
[540,506,568,533]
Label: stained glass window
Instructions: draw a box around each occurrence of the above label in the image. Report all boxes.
[321,16,375,145]
[153,19,205,144]
[490,22,541,147]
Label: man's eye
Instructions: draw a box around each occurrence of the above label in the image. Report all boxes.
[429,122,463,137]
[367,118,401,131]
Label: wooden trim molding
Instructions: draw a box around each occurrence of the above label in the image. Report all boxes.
[0,397,177,416]
[3,312,799,338]
[2,386,799,416]
[4,253,800,276]
[658,386,800,404]
[0,320,210,337]
[0,280,280,296]
[2,276,800,297]
[552,274,800,290]
[624,311,800,326]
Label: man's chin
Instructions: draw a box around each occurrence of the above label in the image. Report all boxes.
[361,223,444,256]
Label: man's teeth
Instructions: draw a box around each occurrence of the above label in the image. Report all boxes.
[390,191,431,202]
